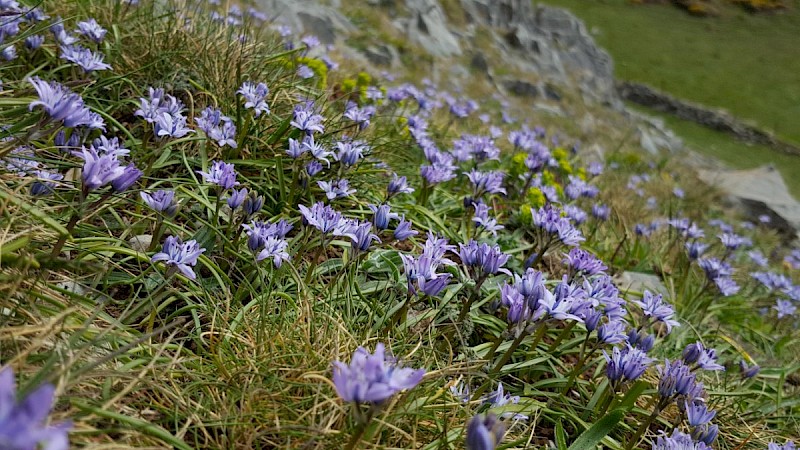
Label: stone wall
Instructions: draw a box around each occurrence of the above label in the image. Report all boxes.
[617,80,800,156]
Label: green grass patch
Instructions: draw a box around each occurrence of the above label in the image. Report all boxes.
[539,0,800,145]
[630,103,800,198]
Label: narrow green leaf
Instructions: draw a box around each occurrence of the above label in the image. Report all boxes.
[555,420,568,450]
[568,408,626,450]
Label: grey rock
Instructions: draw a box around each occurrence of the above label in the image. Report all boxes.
[639,126,660,155]
[399,0,462,56]
[543,83,562,101]
[636,121,684,154]
[503,79,539,97]
[532,102,566,117]
[254,0,355,44]
[579,114,597,135]
[362,44,398,67]
[129,234,153,253]
[698,166,800,238]
[615,271,668,296]
[470,52,488,73]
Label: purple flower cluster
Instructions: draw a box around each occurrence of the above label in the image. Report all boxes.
[59,44,111,72]
[387,174,414,198]
[682,342,724,371]
[332,343,424,404]
[768,441,797,450]
[651,429,711,450]
[291,102,325,135]
[28,77,105,129]
[657,359,704,401]
[603,344,653,382]
[72,137,141,192]
[237,81,270,116]
[299,202,348,236]
[472,202,503,236]
[135,87,192,139]
[458,240,511,279]
[198,160,239,190]
[697,257,739,296]
[465,413,505,450]
[465,169,506,197]
[318,179,356,200]
[76,18,106,42]
[634,291,680,333]
[195,107,236,148]
[151,236,206,280]
[400,233,456,297]
[451,134,500,162]
[243,220,292,268]
[141,190,178,217]
[563,248,607,277]
[484,383,528,421]
[334,140,368,167]
[532,205,585,247]
[344,102,375,130]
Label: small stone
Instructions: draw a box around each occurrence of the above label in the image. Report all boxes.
[129,234,153,252]
[503,79,539,97]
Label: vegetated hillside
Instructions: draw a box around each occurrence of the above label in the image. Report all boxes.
[0,0,798,449]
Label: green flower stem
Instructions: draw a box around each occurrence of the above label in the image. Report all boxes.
[470,323,545,402]
[344,404,379,450]
[547,321,577,353]
[148,216,165,252]
[595,380,617,417]
[456,274,487,323]
[625,401,663,450]
[303,239,327,286]
[482,322,514,362]
[528,238,553,269]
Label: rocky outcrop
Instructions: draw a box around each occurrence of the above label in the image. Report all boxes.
[258,0,619,108]
[459,1,619,107]
[618,81,800,156]
[698,165,800,239]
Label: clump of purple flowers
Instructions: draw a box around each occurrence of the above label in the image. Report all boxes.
[151,236,206,280]
[563,248,607,277]
[237,81,270,117]
[531,205,585,253]
[458,240,511,280]
[141,190,179,217]
[195,107,236,148]
[28,77,105,129]
[651,429,710,450]
[291,101,325,135]
[400,233,456,297]
[197,160,239,190]
[332,343,425,404]
[75,18,107,43]
[318,179,356,200]
[634,291,680,333]
[135,87,192,139]
[59,44,111,73]
[603,344,654,383]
